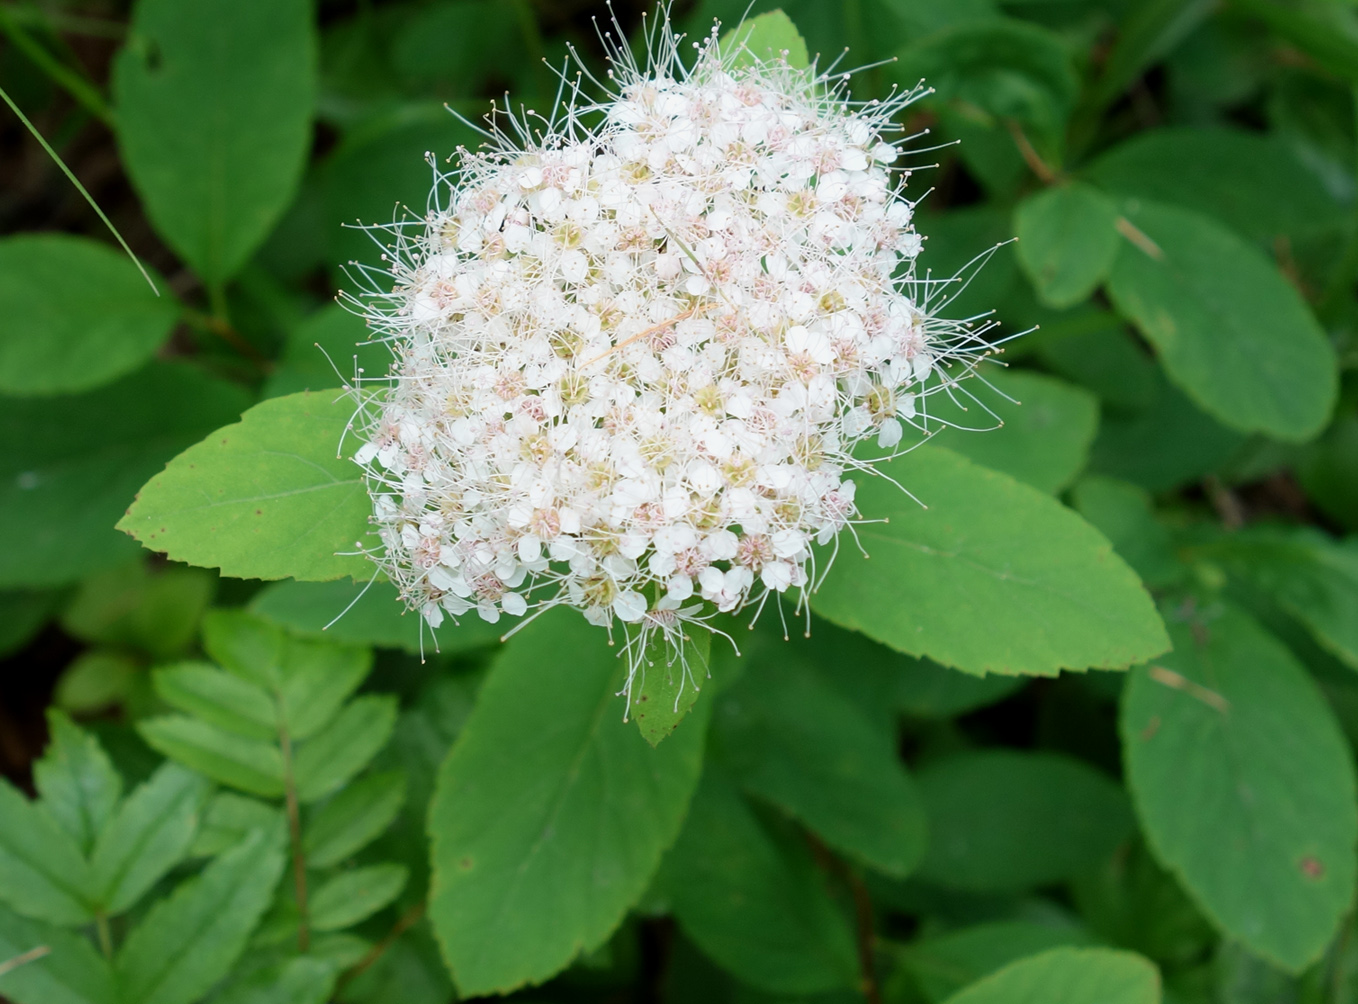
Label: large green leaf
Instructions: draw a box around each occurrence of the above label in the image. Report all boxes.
[0,236,177,397]
[89,764,209,916]
[1196,528,1358,672]
[914,750,1135,892]
[249,579,502,656]
[940,946,1160,1004]
[713,650,927,877]
[1014,183,1121,308]
[0,902,113,1004]
[1121,602,1358,970]
[115,828,285,1004]
[1104,200,1336,441]
[112,0,316,284]
[32,711,122,857]
[118,391,373,582]
[655,766,859,994]
[427,608,708,996]
[812,446,1168,675]
[1086,127,1339,243]
[0,362,250,588]
[918,369,1099,494]
[0,779,94,925]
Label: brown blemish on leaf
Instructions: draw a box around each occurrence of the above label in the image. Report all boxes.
[1301,856,1325,880]
[1140,715,1161,742]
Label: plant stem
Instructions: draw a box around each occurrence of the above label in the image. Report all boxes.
[0,945,50,976]
[94,912,112,959]
[0,6,111,125]
[337,901,426,988]
[0,3,125,39]
[278,724,310,953]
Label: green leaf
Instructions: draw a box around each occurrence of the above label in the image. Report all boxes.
[0,778,94,925]
[1086,127,1341,243]
[138,716,285,798]
[1121,602,1358,970]
[713,650,927,877]
[1071,477,1181,589]
[0,235,177,397]
[634,630,711,746]
[32,710,122,856]
[719,10,810,69]
[897,921,1094,1003]
[1035,323,1158,411]
[213,956,337,1004]
[0,590,58,658]
[249,579,503,656]
[111,0,316,284]
[264,304,390,398]
[89,763,210,916]
[1014,183,1121,308]
[1104,200,1337,441]
[274,638,372,742]
[812,446,1169,675]
[1196,528,1358,672]
[892,19,1078,155]
[0,362,250,588]
[303,771,406,869]
[309,863,408,932]
[118,390,374,582]
[0,902,113,1004]
[115,828,285,1004]
[61,562,214,661]
[939,946,1160,1004]
[152,662,277,742]
[427,608,708,996]
[917,369,1099,494]
[655,765,859,994]
[1300,409,1358,532]
[293,695,397,804]
[201,609,289,690]
[190,793,284,859]
[914,749,1135,892]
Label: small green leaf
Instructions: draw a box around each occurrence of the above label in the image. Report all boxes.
[201,610,288,690]
[812,446,1169,675]
[713,650,927,877]
[0,362,250,588]
[1071,477,1181,589]
[1121,602,1358,970]
[303,772,406,869]
[309,864,408,932]
[939,946,1160,1004]
[293,695,397,804]
[0,901,113,1004]
[152,662,277,742]
[634,630,711,746]
[0,778,94,925]
[275,639,372,741]
[249,579,503,656]
[1196,528,1358,672]
[1300,409,1358,532]
[1015,183,1121,308]
[53,652,139,716]
[111,0,316,283]
[719,11,810,69]
[428,608,708,996]
[213,956,337,1004]
[32,710,122,856]
[89,763,210,916]
[1087,127,1340,243]
[917,369,1099,494]
[0,235,177,397]
[190,793,284,859]
[118,391,373,582]
[115,828,285,1004]
[655,766,859,994]
[898,922,1094,1003]
[1104,200,1337,441]
[138,716,285,798]
[914,750,1135,892]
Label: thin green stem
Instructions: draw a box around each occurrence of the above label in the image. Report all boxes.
[0,84,159,294]
[0,6,111,124]
[278,723,310,953]
[94,912,112,959]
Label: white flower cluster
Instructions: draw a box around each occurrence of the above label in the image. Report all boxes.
[348,14,989,679]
